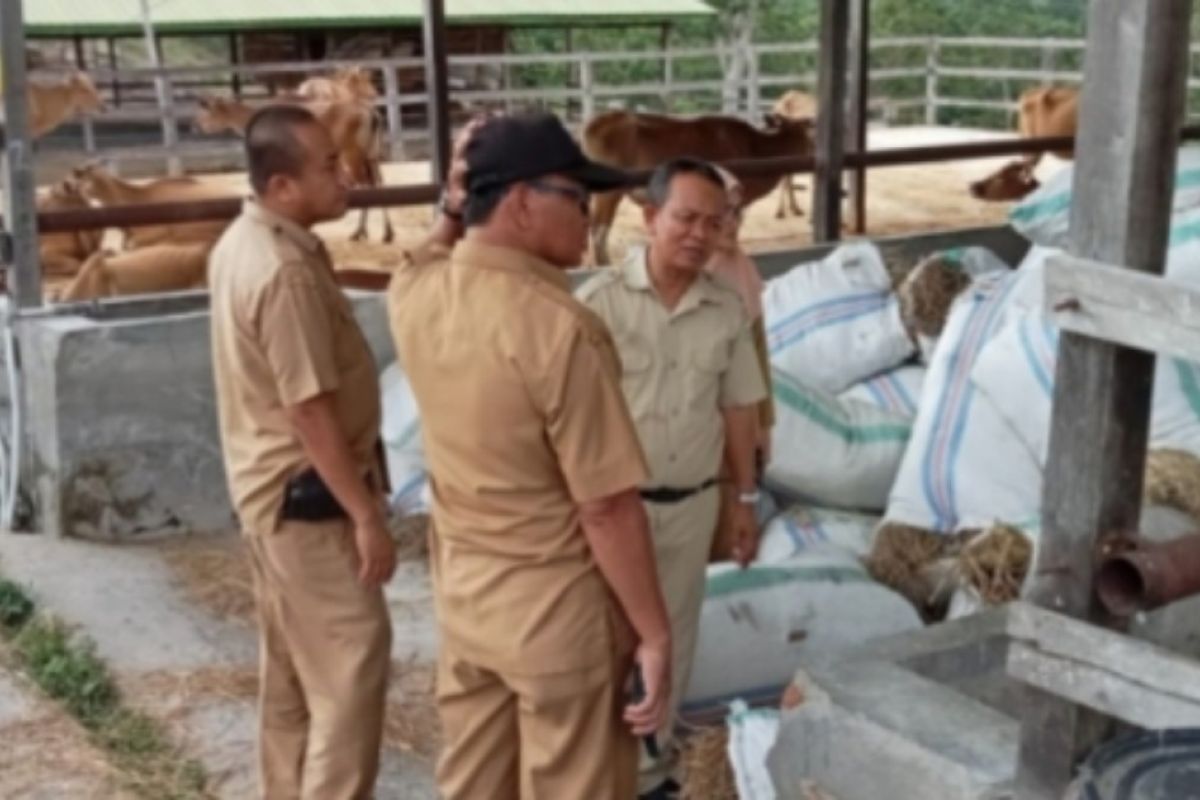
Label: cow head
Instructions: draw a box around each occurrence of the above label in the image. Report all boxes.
[969,161,1040,202]
[334,67,379,102]
[70,161,113,201]
[69,71,105,115]
[193,96,235,134]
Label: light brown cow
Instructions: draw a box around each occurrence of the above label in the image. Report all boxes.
[194,95,393,242]
[772,90,818,219]
[71,163,231,250]
[293,67,379,105]
[53,242,212,303]
[969,160,1041,202]
[37,177,103,277]
[583,111,815,265]
[1016,85,1078,169]
[27,71,104,139]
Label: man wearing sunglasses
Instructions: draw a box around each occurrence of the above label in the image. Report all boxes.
[387,112,673,799]
[578,157,767,800]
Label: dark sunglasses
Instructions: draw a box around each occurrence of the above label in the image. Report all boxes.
[526,179,591,215]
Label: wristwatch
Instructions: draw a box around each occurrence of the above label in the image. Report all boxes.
[737,489,761,505]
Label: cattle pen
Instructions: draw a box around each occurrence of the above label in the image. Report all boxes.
[5,1,1200,799]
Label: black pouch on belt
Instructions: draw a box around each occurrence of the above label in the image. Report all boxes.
[280,467,346,522]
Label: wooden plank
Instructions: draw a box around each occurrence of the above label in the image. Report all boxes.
[1008,603,1200,710]
[1014,0,1196,797]
[936,66,1083,82]
[1045,253,1200,363]
[812,0,849,243]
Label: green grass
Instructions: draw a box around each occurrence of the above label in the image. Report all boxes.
[0,579,210,799]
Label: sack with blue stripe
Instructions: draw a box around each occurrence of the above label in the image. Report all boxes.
[380,361,429,515]
[839,364,926,419]
[765,368,912,512]
[683,553,921,714]
[763,242,915,393]
[1010,145,1200,249]
[757,504,879,564]
[885,270,1043,534]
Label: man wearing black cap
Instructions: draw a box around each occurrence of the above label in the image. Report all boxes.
[388,112,673,799]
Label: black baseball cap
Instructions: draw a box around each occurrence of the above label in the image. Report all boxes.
[466,112,633,195]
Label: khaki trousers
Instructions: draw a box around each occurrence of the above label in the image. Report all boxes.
[638,486,721,793]
[434,637,637,799]
[246,519,392,800]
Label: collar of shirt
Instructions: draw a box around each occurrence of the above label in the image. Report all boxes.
[452,239,571,293]
[243,198,327,259]
[621,244,725,319]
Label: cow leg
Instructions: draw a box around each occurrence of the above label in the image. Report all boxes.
[40,253,83,278]
[366,157,395,244]
[788,174,804,216]
[590,191,623,266]
[775,177,789,219]
[56,251,109,302]
[351,207,370,242]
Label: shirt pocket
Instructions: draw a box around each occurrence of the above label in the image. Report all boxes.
[686,341,727,413]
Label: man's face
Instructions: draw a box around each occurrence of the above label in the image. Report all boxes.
[645,172,728,274]
[283,122,350,225]
[519,175,591,268]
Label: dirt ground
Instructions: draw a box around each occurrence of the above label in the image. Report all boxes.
[34,125,1066,299]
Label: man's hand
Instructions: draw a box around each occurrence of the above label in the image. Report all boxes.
[730,501,759,568]
[624,636,672,737]
[443,114,491,216]
[353,511,397,586]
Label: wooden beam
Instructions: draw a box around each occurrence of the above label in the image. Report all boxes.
[0,0,43,308]
[1015,0,1195,797]
[422,0,452,182]
[812,0,849,242]
[1045,253,1200,363]
[1007,603,1200,730]
[847,0,870,235]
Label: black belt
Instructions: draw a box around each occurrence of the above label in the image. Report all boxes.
[280,467,375,522]
[638,478,718,505]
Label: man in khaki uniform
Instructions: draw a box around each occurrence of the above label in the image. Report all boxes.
[577,158,768,800]
[388,112,674,800]
[208,105,397,799]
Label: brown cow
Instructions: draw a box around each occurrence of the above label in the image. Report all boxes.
[293,67,379,105]
[969,160,1041,202]
[26,71,104,139]
[71,163,231,250]
[194,95,393,242]
[1016,85,1078,169]
[37,177,103,277]
[771,90,818,219]
[583,111,814,265]
[53,242,212,303]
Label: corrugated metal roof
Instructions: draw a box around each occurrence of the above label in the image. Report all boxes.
[23,0,715,36]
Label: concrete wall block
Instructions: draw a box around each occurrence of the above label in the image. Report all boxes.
[19,291,395,539]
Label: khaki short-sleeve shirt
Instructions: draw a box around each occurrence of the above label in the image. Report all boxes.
[209,200,381,536]
[388,239,649,676]
[577,247,767,488]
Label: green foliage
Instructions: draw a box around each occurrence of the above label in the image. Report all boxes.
[0,579,35,632]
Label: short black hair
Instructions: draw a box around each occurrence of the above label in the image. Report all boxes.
[463,184,512,228]
[645,157,726,207]
[245,105,321,195]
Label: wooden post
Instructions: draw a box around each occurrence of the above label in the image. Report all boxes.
[384,65,405,162]
[812,0,849,242]
[422,0,452,182]
[1040,40,1055,86]
[502,29,514,114]
[1,0,43,308]
[924,36,939,126]
[137,0,182,176]
[107,37,121,108]
[580,58,595,123]
[229,33,242,99]
[847,0,870,234]
[662,24,673,113]
[1014,2,1194,798]
[747,43,761,122]
[73,35,97,154]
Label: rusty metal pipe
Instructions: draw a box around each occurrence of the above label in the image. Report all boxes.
[1096,533,1200,616]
